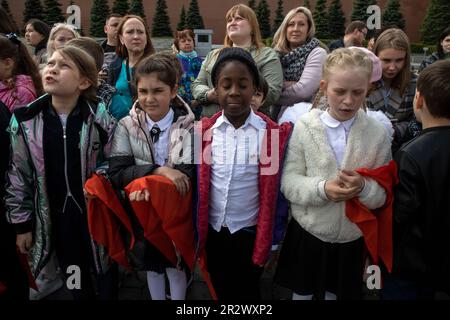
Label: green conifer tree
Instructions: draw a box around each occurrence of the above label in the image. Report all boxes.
[327,0,346,39]
[421,0,450,44]
[177,5,186,31]
[112,0,129,16]
[130,0,146,20]
[382,0,405,30]
[43,0,65,26]
[256,0,271,39]
[313,0,329,39]
[23,0,45,24]
[272,0,284,35]
[90,0,110,37]
[186,0,204,30]
[151,0,172,37]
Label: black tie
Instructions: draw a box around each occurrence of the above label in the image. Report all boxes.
[150,125,161,144]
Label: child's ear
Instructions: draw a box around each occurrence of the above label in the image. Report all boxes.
[3,58,14,69]
[319,80,327,95]
[414,90,424,110]
[78,77,91,91]
[171,84,179,99]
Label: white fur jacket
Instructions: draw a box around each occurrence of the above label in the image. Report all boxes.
[281,108,392,243]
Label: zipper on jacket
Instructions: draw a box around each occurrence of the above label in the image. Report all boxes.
[61,121,83,214]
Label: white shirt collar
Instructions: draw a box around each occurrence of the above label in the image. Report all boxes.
[321,110,356,131]
[212,110,266,130]
[146,108,174,132]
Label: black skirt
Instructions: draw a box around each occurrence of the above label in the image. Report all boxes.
[275,219,366,300]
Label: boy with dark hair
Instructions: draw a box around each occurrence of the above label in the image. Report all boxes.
[388,60,450,299]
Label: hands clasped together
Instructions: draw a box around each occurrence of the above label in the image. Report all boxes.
[324,169,365,202]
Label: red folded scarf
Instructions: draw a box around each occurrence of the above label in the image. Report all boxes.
[85,174,135,270]
[345,160,399,272]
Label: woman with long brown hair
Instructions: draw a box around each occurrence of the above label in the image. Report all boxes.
[191,4,282,118]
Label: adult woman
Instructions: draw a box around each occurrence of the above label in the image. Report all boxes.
[418,26,450,72]
[272,6,327,120]
[24,19,50,66]
[192,4,282,118]
[107,15,155,120]
[367,28,417,153]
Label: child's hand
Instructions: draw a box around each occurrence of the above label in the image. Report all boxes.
[324,178,361,202]
[338,170,365,193]
[154,167,190,197]
[16,232,33,254]
[129,189,150,202]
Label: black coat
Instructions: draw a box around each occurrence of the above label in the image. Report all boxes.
[393,126,450,294]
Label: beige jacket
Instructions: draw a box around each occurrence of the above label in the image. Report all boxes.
[281,109,392,243]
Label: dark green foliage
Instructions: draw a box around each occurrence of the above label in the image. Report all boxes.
[351,0,376,22]
[23,0,45,24]
[89,0,110,37]
[421,0,450,44]
[313,0,329,39]
[186,0,204,30]
[112,0,129,16]
[130,0,146,20]
[304,0,312,10]
[43,0,65,26]
[256,0,271,39]
[382,0,405,30]
[248,0,256,11]
[151,0,172,37]
[272,0,284,35]
[328,0,346,39]
[177,5,186,31]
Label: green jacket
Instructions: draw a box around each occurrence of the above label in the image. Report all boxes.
[192,46,283,117]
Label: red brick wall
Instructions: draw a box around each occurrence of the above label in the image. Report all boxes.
[10,0,430,43]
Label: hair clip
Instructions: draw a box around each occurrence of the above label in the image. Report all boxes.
[6,33,21,46]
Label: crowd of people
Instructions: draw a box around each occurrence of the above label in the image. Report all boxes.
[0,4,449,301]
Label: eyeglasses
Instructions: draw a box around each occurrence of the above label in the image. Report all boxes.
[360,29,368,38]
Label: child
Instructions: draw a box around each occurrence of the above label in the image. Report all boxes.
[4,45,117,300]
[275,48,392,300]
[108,53,195,300]
[367,28,417,153]
[173,29,204,119]
[250,75,268,112]
[196,47,292,300]
[66,37,117,107]
[386,60,450,299]
[46,23,80,62]
[0,34,43,111]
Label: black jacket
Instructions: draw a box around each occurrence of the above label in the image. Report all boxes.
[393,126,450,293]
